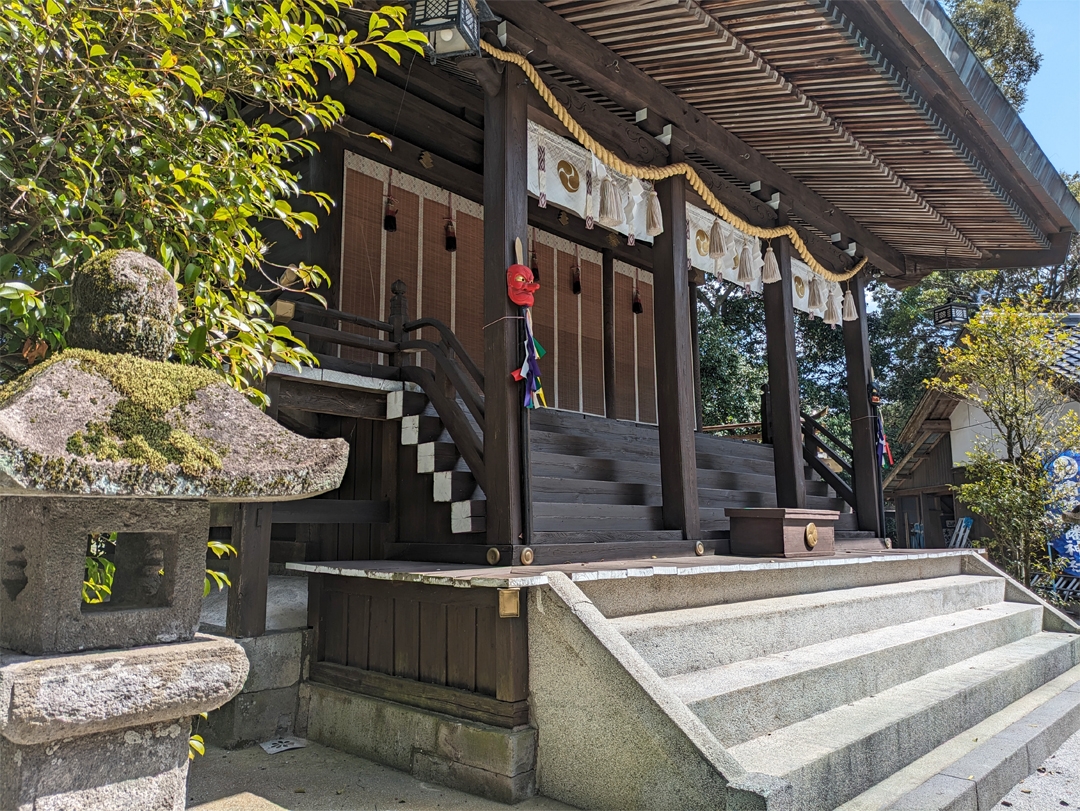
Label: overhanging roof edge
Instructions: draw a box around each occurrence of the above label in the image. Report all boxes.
[887,0,1080,233]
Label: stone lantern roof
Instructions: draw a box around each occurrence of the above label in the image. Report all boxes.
[0,250,348,499]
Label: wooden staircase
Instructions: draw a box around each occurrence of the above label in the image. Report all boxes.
[528,408,870,552]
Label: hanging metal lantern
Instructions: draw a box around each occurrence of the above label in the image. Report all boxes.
[933,301,969,327]
[411,0,492,60]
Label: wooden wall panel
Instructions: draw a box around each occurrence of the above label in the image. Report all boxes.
[637,275,657,424]
[310,577,529,727]
[384,186,420,320]
[614,271,638,421]
[420,199,453,371]
[531,242,556,402]
[557,249,581,411]
[455,211,485,370]
[340,168,384,364]
[580,257,605,416]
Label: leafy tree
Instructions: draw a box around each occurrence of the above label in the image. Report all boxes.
[927,295,1080,586]
[945,0,1042,110]
[0,0,425,399]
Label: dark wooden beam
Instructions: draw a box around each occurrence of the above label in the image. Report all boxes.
[487,0,908,279]
[651,148,700,539]
[602,249,617,419]
[482,62,528,546]
[906,230,1074,272]
[843,275,886,537]
[331,71,484,170]
[269,499,390,525]
[271,377,389,420]
[763,225,807,509]
[226,503,273,638]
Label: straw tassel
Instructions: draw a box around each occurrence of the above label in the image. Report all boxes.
[843,288,858,321]
[761,243,781,284]
[736,239,756,289]
[807,275,826,312]
[824,289,842,326]
[632,288,643,314]
[708,219,726,260]
[598,175,622,228]
[645,187,663,237]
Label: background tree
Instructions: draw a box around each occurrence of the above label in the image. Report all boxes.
[0,0,425,399]
[945,0,1042,110]
[927,296,1080,586]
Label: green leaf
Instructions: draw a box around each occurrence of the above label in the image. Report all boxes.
[188,325,207,356]
[89,44,107,58]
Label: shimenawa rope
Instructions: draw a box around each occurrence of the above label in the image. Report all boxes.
[480,40,867,283]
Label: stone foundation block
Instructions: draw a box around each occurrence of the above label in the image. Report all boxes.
[235,629,306,693]
[203,685,299,748]
[305,682,537,804]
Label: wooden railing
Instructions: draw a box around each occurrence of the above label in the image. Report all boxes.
[280,281,487,491]
[800,411,856,510]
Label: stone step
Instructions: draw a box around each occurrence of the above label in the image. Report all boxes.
[416,441,459,474]
[666,602,1043,747]
[450,499,486,534]
[837,663,1080,810]
[578,552,971,619]
[728,632,1080,810]
[610,574,1005,677]
[432,470,477,503]
[399,415,443,446]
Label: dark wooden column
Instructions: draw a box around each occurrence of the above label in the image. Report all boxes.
[481,62,527,547]
[226,503,273,638]
[763,231,807,508]
[843,274,886,536]
[602,249,617,419]
[689,268,704,431]
[652,159,701,539]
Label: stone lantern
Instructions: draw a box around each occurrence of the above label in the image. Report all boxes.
[0,251,349,810]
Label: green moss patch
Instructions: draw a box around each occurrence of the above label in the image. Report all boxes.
[4,349,226,476]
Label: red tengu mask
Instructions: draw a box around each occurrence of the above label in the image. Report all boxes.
[507,264,540,307]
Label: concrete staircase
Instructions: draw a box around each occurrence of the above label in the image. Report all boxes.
[528,551,1080,810]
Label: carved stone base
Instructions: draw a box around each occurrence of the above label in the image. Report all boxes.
[0,635,248,811]
[725,508,839,558]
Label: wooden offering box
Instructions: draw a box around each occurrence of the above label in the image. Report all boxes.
[725,508,839,558]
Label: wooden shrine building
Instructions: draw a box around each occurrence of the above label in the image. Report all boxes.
[251,0,1079,576]
[206,3,1080,808]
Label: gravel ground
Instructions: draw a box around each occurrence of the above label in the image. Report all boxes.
[994,726,1080,810]
[187,740,574,811]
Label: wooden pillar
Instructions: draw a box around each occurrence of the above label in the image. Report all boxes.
[226,503,273,638]
[843,274,886,536]
[763,231,807,508]
[652,155,701,539]
[482,62,527,547]
[602,249,617,419]
[689,269,703,431]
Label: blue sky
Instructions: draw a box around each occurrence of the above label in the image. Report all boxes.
[1015,0,1080,175]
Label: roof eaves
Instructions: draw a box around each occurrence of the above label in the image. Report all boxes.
[885,0,1080,232]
